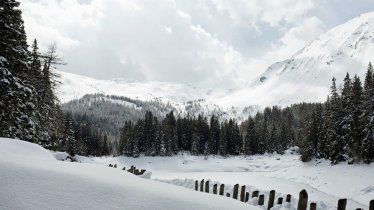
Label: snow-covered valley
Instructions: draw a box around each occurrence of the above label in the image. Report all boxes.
[2,137,373,210]
[54,146,374,210]
[0,138,260,210]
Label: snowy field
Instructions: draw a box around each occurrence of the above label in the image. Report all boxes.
[1,138,373,210]
[68,148,374,210]
[0,138,259,210]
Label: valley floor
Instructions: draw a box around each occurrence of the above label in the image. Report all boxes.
[70,148,374,210]
[1,137,373,210]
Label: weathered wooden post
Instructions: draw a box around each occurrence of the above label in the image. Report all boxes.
[233,184,239,199]
[252,190,259,198]
[310,202,317,210]
[226,192,231,197]
[205,181,209,193]
[259,194,265,205]
[286,194,292,202]
[213,184,218,194]
[297,190,308,210]
[337,199,347,210]
[200,179,204,192]
[219,184,225,196]
[370,200,374,210]
[277,197,283,205]
[195,180,198,191]
[240,185,246,202]
[268,190,275,210]
[245,192,250,202]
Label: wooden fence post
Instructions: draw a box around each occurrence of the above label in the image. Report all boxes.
[337,199,347,210]
[370,200,374,210]
[233,184,239,199]
[286,194,292,202]
[297,190,308,210]
[205,181,209,193]
[310,202,316,210]
[213,184,218,194]
[219,184,225,196]
[252,190,259,198]
[259,194,265,205]
[226,192,231,197]
[195,180,198,191]
[245,192,250,202]
[240,185,246,202]
[200,179,204,192]
[268,190,275,210]
[277,197,283,205]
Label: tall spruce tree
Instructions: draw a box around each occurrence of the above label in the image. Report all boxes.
[244,117,257,155]
[0,0,37,141]
[63,113,77,161]
[361,63,374,163]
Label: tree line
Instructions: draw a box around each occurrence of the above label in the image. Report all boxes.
[117,64,374,164]
[118,111,242,157]
[297,64,374,164]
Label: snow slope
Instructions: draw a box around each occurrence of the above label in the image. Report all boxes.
[57,71,257,121]
[217,11,374,107]
[0,138,260,210]
[81,150,374,210]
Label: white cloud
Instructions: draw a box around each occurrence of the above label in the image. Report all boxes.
[19,0,330,88]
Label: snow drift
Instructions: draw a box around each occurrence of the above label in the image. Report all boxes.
[0,138,260,210]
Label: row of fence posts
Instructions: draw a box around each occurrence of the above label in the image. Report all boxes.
[195,179,374,210]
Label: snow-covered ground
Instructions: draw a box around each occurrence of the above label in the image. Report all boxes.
[2,138,373,210]
[0,138,260,210]
[72,148,374,210]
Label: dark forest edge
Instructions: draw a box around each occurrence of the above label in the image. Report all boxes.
[1,0,374,164]
[109,64,374,165]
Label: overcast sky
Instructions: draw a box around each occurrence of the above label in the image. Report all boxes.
[19,0,374,88]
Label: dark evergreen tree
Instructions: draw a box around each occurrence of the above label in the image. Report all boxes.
[361,63,374,163]
[0,0,36,142]
[63,113,77,160]
[209,115,220,155]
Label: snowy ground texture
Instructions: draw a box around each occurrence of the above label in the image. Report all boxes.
[1,138,373,210]
[0,138,260,210]
[71,148,374,210]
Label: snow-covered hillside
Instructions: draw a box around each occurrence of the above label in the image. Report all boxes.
[217,12,374,107]
[0,138,259,210]
[57,71,256,121]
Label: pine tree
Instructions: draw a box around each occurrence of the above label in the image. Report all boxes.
[300,111,318,162]
[349,75,363,162]
[209,115,220,155]
[244,117,257,155]
[361,63,374,163]
[340,73,353,161]
[64,113,77,161]
[0,0,37,141]
[219,121,228,156]
[328,77,344,164]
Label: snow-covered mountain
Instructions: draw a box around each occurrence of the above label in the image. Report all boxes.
[57,11,374,116]
[217,12,374,107]
[56,71,256,122]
